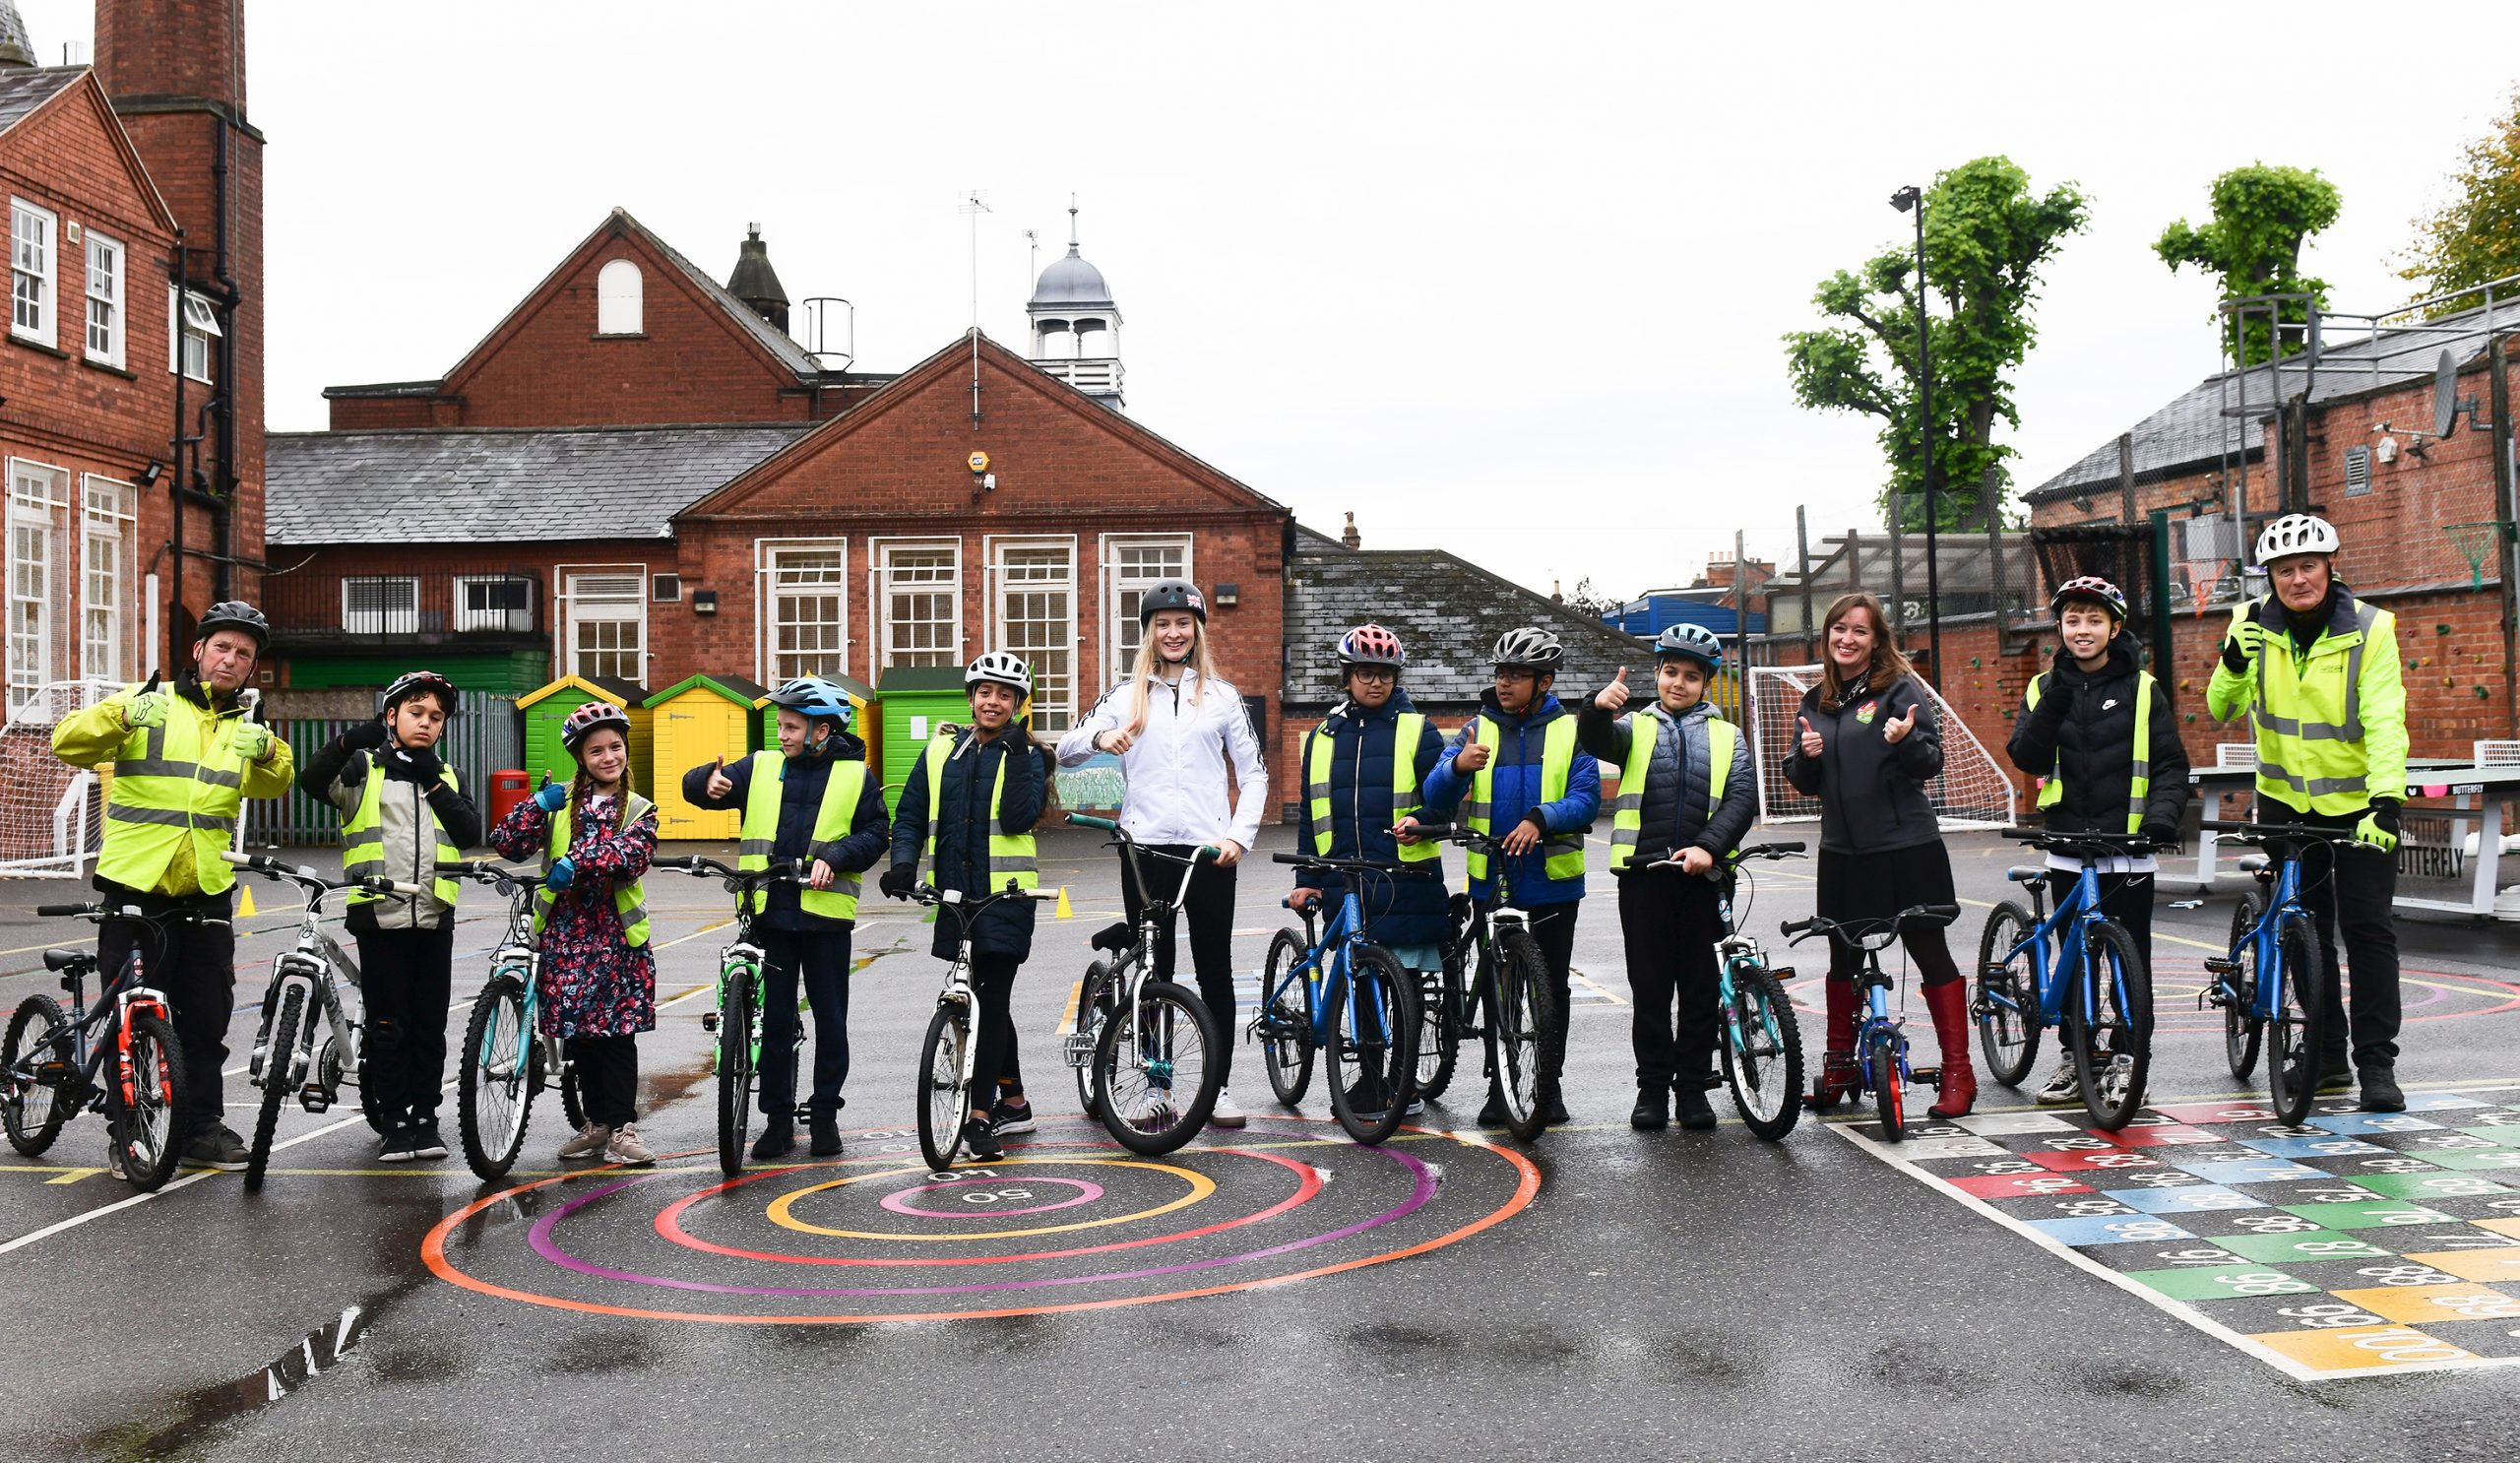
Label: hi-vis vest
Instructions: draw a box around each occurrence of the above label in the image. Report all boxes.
[2024,671,2156,835]
[737,749,869,921]
[341,761,462,909]
[1305,711,1440,864]
[94,690,256,897]
[918,734,1039,889]
[534,793,654,947]
[1466,715,1586,884]
[1608,709,1737,870]
[2236,596,2403,814]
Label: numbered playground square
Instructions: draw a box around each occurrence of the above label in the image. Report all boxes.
[1838,1087,2520,1380]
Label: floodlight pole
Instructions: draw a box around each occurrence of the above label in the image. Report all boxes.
[1893,183,1942,688]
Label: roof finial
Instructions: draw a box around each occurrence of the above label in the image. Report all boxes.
[1068,193,1080,254]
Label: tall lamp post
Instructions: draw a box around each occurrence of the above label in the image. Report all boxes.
[1891,183,1942,689]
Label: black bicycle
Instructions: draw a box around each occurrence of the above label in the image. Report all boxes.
[1066,816,1227,1154]
[1413,824,1558,1142]
[3,903,194,1189]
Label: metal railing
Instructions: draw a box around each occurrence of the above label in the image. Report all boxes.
[242,691,521,847]
[262,565,544,644]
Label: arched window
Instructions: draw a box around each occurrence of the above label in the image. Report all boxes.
[597,258,643,335]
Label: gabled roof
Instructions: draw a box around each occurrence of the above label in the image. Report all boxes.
[0,68,179,235]
[1285,535,1648,706]
[264,422,813,545]
[0,65,78,131]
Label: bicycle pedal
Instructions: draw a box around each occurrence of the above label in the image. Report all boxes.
[701,1011,720,1033]
[298,1089,332,1114]
[2201,957,2239,976]
[1907,1065,1941,1085]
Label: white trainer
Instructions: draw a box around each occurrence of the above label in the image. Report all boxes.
[557,1121,610,1160]
[1209,1088,1247,1129]
[2034,1057,2081,1107]
[602,1122,655,1166]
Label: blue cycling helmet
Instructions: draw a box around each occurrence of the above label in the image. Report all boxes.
[766,675,851,729]
[1654,623,1724,670]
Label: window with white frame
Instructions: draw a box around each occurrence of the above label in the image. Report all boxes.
[343,575,419,636]
[80,477,133,682]
[565,571,645,680]
[12,199,55,345]
[168,286,219,382]
[1105,535,1191,676]
[877,541,959,668]
[7,463,66,715]
[84,231,122,366]
[994,541,1075,731]
[760,540,848,682]
[454,574,534,633]
[597,259,643,335]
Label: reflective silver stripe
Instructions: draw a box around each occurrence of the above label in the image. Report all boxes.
[990,855,1039,876]
[193,766,244,790]
[2252,604,2373,741]
[737,838,775,859]
[105,803,235,833]
[1609,825,1640,849]
[2256,757,2370,798]
[115,759,203,781]
[1465,800,1492,821]
[1610,792,1643,813]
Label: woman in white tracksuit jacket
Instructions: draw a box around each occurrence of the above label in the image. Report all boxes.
[1058,579,1269,1125]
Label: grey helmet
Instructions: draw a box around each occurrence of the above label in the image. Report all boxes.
[1489,626,1565,671]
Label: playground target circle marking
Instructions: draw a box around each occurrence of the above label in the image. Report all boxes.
[422,1119,1541,1324]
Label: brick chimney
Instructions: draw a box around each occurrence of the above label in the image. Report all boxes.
[1341,511,1360,549]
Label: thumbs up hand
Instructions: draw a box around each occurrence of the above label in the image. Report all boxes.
[1797,716,1824,759]
[705,754,734,800]
[1594,667,1632,715]
[1884,704,1920,745]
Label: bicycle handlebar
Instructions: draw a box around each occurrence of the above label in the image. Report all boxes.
[1781,904,1961,946]
[1272,851,1418,874]
[1068,813,1118,832]
[1069,813,1221,866]
[36,902,101,918]
[2198,819,2375,846]
[2005,827,2163,854]
[220,851,425,901]
[651,855,802,884]
[905,879,1058,910]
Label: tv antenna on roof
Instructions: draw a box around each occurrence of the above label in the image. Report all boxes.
[958,191,991,331]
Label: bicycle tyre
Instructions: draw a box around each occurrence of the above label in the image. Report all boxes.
[1974,901,2041,1087]
[1869,1025,1905,1142]
[2069,919,2151,1133]
[2267,913,2323,1126]
[1092,980,1222,1156]
[559,1058,586,1132]
[1327,945,1418,1145]
[109,1011,187,1191]
[1721,963,1803,1141]
[3,993,70,1157]
[457,976,534,1179]
[1074,959,1115,1120]
[1415,961,1462,1103]
[2223,891,2266,1079]
[1257,929,1315,1109]
[718,972,758,1177]
[917,1002,971,1171]
[245,985,305,1191]
[1492,927,1556,1142]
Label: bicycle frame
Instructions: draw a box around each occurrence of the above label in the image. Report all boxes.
[2228,849,2307,1026]
[1268,887,1379,1046]
[1711,858,1792,1063]
[28,942,173,1115]
[1990,864,2109,1033]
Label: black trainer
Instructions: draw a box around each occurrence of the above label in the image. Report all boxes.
[1672,1082,1718,1131]
[989,1099,1038,1136]
[2359,1066,2407,1113]
[809,1112,844,1157]
[2316,1056,2355,1095]
[183,1125,249,1172]
[751,1121,795,1161]
[407,1122,449,1161]
[1543,1096,1570,1126]
[962,1117,1004,1163]
[1630,1087,1670,1130]
[1477,1090,1508,1127]
[377,1127,417,1164]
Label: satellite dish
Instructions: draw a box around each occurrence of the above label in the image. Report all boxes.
[2433,349,2461,439]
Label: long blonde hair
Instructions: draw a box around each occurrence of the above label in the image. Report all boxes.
[1816,592,1916,712]
[1123,615,1217,735]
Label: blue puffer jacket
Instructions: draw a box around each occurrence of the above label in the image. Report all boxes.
[1292,690,1457,948]
[1421,690,1600,907]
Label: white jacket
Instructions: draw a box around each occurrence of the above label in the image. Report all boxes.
[1058,668,1268,850]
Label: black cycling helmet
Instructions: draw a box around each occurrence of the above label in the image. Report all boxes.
[382,669,458,715]
[194,600,270,650]
[1490,626,1565,671]
[1137,579,1207,626]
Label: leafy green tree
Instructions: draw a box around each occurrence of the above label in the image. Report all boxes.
[2155,163,2341,365]
[2398,85,2520,313]
[1784,157,2088,529]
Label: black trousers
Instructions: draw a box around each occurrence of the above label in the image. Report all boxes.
[1484,901,1578,1099]
[758,927,851,1121]
[967,951,1022,1118]
[1122,846,1239,1087]
[354,921,455,1133]
[2262,804,2402,1069]
[568,1035,638,1128]
[1617,872,1723,1088]
[94,889,234,1138]
[1816,847,1964,987]
[2042,869,2156,965]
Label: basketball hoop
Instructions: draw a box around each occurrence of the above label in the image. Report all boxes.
[2444,521,2513,590]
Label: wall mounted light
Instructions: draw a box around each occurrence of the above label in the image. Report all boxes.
[693,590,719,615]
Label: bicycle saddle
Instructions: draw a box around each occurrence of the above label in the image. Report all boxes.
[1090,922,1131,955]
[2236,854,2271,875]
[2005,866,2046,885]
[42,947,92,972]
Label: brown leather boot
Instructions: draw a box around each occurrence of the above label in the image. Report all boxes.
[1922,979,1979,1119]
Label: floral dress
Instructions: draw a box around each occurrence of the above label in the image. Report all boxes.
[490,792,659,1040]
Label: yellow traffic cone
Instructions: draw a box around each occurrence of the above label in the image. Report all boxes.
[236,881,257,919]
[1054,886,1073,920]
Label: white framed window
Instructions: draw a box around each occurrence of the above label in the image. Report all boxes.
[873,539,960,669]
[756,539,849,683]
[454,574,534,633]
[12,198,56,346]
[562,568,646,681]
[7,461,67,715]
[597,258,643,335]
[84,230,122,366]
[989,538,1076,732]
[343,575,419,636]
[1102,533,1192,681]
[168,286,219,382]
[80,476,134,682]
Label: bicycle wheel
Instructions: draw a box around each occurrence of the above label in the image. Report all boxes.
[1093,980,1222,1156]
[2069,920,2152,1133]
[2266,913,2324,1126]
[457,976,534,1179]
[3,993,70,1157]
[109,1011,187,1191]
[1073,959,1115,1119]
[916,1002,971,1171]
[559,1059,586,1132]
[2223,891,2266,1079]
[1868,1025,1905,1142]
[245,985,305,1190]
[1257,930,1314,1108]
[1491,927,1556,1142]
[718,971,758,1177]
[1414,961,1462,1103]
[1721,963,1803,1141]
[1327,946,1418,1145]
[1974,901,2040,1087]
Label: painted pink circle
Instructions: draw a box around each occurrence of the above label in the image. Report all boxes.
[878,1176,1106,1219]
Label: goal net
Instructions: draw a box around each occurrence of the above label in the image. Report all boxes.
[0,680,121,878]
[1746,665,2016,831]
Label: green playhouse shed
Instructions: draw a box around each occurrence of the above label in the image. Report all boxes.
[516,674,651,793]
[647,673,768,841]
[874,667,973,816]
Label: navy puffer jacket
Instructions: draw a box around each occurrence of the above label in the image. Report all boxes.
[681,730,889,932]
[1292,690,1457,949]
[888,728,1052,961]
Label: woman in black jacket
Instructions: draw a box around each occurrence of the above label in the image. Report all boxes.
[1782,592,1976,1117]
[2005,576,2190,1105]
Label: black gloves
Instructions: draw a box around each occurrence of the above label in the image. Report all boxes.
[879,863,918,900]
[345,718,390,750]
[2138,816,2178,850]
[2368,798,2402,838]
[388,745,445,784]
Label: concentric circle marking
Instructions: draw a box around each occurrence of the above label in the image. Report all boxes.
[768,1157,1211,1240]
[880,1175,1104,1218]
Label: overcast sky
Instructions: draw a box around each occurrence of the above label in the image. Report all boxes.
[21,2,2520,602]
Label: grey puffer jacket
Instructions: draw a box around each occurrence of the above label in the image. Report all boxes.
[1575,696,1757,866]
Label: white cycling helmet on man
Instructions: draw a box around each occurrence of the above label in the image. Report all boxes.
[2254,513,2340,567]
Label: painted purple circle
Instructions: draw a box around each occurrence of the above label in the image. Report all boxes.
[879,1176,1105,1219]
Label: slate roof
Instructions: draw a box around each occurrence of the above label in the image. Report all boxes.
[1285,535,1650,708]
[264,422,813,545]
[0,66,82,135]
[2028,298,2520,503]
[632,211,821,376]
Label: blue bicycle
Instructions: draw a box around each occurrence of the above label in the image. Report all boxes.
[1785,902,1959,1143]
[1260,850,1421,1144]
[1975,829,2157,1131]
[2197,819,2358,1126]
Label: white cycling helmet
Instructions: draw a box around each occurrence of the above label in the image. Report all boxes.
[2254,513,2340,566]
[965,651,1033,697]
